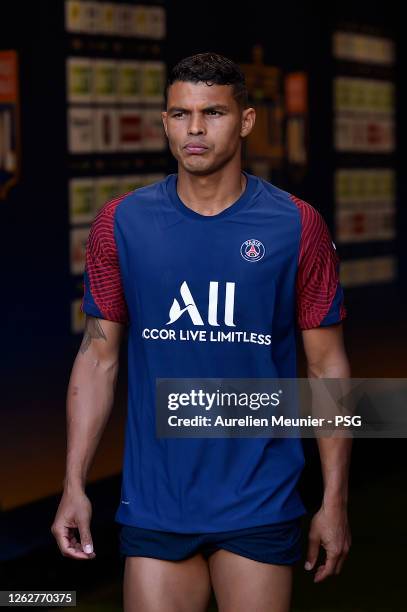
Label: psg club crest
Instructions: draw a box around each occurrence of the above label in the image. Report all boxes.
[240,239,265,262]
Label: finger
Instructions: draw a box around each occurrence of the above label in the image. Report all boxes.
[72,541,96,558]
[334,556,345,575]
[334,538,351,575]
[54,525,96,560]
[334,549,350,575]
[77,518,94,555]
[63,533,96,559]
[314,555,339,582]
[304,533,320,571]
[67,531,79,546]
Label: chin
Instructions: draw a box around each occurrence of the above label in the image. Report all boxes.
[182,159,214,175]
[181,156,230,177]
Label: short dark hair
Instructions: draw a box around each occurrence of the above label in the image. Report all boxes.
[165,52,249,109]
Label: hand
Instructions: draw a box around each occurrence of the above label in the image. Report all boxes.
[51,489,96,560]
[304,502,351,582]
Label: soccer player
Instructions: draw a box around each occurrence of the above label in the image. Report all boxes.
[51,53,352,612]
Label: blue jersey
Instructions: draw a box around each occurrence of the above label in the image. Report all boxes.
[81,171,347,533]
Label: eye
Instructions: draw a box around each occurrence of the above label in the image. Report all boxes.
[172,112,184,118]
[206,110,222,116]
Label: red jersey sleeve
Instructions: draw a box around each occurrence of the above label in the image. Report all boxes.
[290,194,347,330]
[81,195,130,325]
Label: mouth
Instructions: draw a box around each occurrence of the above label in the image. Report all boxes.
[183,144,209,155]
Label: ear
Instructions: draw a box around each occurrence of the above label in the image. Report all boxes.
[240,107,256,138]
[161,111,168,137]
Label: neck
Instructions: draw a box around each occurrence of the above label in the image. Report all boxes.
[176,161,246,217]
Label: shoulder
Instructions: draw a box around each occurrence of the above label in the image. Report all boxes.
[288,193,325,235]
[284,191,332,253]
[255,176,296,208]
[255,177,323,227]
[114,176,171,225]
[93,191,133,226]
[92,176,169,228]
[286,194,336,264]
[257,181,334,261]
[87,192,132,255]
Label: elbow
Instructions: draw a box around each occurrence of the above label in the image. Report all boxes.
[92,357,120,377]
[307,356,351,379]
[77,349,120,379]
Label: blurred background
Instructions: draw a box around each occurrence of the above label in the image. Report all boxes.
[1,0,406,610]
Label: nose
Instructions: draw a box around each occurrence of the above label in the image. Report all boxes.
[187,112,206,135]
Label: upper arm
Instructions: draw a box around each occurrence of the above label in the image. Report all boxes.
[79,314,126,364]
[291,196,349,375]
[301,323,349,376]
[79,196,130,365]
[292,196,347,331]
[81,196,130,326]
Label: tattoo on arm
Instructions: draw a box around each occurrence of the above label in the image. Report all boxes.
[80,317,107,354]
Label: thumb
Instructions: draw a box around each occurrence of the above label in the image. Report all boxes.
[78,519,94,554]
[305,533,320,570]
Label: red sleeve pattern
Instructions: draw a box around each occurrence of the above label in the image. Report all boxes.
[81,194,130,325]
[290,194,347,330]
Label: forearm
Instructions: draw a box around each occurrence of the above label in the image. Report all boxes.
[64,351,119,492]
[308,353,352,508]
[317,436,352,507]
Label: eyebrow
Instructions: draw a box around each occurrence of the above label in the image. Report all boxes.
[167,104,230,113]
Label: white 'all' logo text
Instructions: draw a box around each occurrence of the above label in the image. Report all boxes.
[166,281,236,327]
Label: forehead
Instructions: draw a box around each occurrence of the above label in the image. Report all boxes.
[166,80,237,108]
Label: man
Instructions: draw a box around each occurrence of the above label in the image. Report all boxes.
[51,53,352,612]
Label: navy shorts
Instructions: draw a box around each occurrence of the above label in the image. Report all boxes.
[118,517,304,566]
